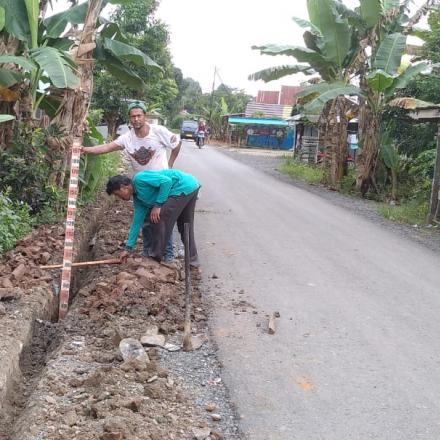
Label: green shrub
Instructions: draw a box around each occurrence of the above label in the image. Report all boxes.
[279,157,326,185]
[0,124,66,217]
[340,168,357,194]
[0,191,32,255]
[78,121,121,205]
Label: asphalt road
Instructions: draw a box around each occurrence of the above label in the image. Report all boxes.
[178,142,440,440]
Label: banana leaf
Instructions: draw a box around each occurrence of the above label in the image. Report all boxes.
[0,0,30,42]
[99,55,145,89]
[0,6,5,31]
[307,0,351,68]
[0,115,15,123]
[379,129,399,170]
[44,2,89,38]
[102,38,161,69]
[252,44,335,80]
[292,16,322,36]
[304,84,364,112]
[249,64,314,82]
[0,55,36,71]
[385,62,428,96]
[297,80,346,98]
[24,0,38,48]
[30,47,79,89]
[388,97,438,110]
[373,33,407,75]
[0,69,23,88]
[359,0,381,28]
[367,69,394,92]
[381,0,400,12]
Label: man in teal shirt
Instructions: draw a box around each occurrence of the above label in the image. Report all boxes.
[106,169,201,267]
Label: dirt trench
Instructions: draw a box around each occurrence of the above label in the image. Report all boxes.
[0,197,231,439]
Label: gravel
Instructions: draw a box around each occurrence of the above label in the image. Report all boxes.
[161,333,241,439]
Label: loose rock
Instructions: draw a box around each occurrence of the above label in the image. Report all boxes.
[12,263,27,280]
[119,338,149,363]
[140,334,166,347]
[205,403,217,412]
[192,427,211,440]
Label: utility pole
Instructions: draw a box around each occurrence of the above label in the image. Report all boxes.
[208,66,217,126]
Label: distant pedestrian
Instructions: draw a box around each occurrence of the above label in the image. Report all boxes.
[275,128,285,149]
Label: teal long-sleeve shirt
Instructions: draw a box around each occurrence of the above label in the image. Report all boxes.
[125,169,200,250]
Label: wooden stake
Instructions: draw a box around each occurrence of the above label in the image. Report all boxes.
[268,313,276,335]
[182,223,193,352]
[41,258,121,270]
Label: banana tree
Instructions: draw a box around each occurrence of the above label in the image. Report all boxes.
[0,0,160,121]
[0,0,162,183]
[250,0,360,187]
[379,126,402,200]
[0,0,80,121]
[260,0,430,194]
[351,0,432,194]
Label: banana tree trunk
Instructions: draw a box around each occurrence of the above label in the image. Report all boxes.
[106,113,119,141]
[427,123,440,224]
[49,0,103,186]
[356,100,379,195]
[0,35,20,148]
[391,168,398,201]
[319,97,348,189]
[335,97,348,186]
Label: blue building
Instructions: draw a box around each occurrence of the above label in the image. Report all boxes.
[227,116,295,150]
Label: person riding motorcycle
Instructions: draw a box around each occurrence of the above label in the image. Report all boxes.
[196,121,206,148]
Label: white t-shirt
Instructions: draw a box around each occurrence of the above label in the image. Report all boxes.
[114,124,180,175]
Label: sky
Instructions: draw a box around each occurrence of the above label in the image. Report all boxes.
[50,0,427,97]
[156,0,425,95]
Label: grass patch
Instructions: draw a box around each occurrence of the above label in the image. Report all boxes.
[280,157,326,185]
[340,168,357,195]
[377,199,429,225]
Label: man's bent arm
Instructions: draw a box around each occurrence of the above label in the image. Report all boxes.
[82,141,122,155]
[168,141,181,168]
[126,202,149,249]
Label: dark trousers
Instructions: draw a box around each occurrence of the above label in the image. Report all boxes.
[142,221,174,260]
[150,189,200,267]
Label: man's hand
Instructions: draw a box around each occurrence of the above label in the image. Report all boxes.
[120,250,131,263]
[78,142,122,156]
[168,140,181,169]
[150,206,161,223]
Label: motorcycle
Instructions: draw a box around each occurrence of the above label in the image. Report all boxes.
[195,130,205,148]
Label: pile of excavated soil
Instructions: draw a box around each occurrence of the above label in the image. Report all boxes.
[0,198,232,440]
[0,224,65,290]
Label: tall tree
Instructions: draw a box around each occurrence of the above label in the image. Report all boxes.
[250,0,361,188]
[91,0,178,136]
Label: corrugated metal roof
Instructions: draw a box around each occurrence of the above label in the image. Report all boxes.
[245,102,293,118]
[257,90,280,104]
[280,86,301,105]
[228,117,288,126]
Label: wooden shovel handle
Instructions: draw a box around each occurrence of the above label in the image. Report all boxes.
[40,258,121,270]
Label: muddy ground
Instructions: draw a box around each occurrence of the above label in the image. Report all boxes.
[0,196,240,440]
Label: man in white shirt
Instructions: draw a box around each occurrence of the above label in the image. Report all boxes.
[81,101,181,261]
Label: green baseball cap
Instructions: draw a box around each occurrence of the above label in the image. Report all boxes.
[127,101,147,114]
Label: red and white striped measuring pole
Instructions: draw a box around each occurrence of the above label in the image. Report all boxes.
[59,138,81,320]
